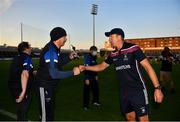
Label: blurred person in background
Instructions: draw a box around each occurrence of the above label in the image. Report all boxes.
[160,46,176,93]
[83,46,100,110]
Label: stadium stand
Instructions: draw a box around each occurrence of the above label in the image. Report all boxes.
[0,45,41,60]
[0,45,89,60]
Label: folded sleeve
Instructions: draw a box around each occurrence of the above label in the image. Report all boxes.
[22,56,33,71]
[134,46,146,62]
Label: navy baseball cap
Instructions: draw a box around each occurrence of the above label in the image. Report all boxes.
[105,28,125,38]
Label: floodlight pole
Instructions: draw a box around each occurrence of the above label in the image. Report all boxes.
[91,4,98,46]
[21,22,23,42]
[93,14,95,46]
[69,34,71,50]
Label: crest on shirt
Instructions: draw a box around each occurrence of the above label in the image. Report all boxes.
[123,54,128,61]
[140,107,146,114]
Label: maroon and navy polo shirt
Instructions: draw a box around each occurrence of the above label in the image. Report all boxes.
[105,42,147,91]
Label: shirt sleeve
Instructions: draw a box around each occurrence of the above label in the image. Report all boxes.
[49,68,74,79]
[44,49,74,80]
[134,46,146,62]
[22,56,33,71]
[104,54,113,65]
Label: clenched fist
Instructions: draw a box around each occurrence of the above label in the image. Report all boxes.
[154,89,164,103]
[16,91,25,103]
[73,67,81,75]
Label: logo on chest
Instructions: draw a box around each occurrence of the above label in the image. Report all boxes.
[123,54,128,61]
[113,58,118,61]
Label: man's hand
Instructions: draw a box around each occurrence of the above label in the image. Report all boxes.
[73,67,81,75]
[154,89,163,103]
[79,65,86,72]
[16,91,25,103]
[69,51,79,60]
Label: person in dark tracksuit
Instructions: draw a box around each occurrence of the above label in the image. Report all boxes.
[83,46,100,110]
[8,42,34,121]
[36,27,80,121]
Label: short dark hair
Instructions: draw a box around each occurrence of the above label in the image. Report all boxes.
[18,42,30,53]
[90,46,97,51]
[164,46,170,52]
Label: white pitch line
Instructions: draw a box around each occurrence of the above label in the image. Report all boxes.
[0,109,32,122]
[0,109,17,120]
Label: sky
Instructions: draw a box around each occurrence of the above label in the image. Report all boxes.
[0,0,180,49]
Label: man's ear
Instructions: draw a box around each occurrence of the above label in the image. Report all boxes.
[57,38,62,44]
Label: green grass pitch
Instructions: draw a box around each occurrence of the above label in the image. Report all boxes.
[0,58,180,121]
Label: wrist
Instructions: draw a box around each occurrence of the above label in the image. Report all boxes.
[21,89,26,93]
[85,66,89,70]
[154,85,162,90]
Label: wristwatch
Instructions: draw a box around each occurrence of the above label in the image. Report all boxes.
[154,85,162,90]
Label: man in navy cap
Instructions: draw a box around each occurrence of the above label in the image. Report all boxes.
[80,28,163,121]
[36,27,81,121]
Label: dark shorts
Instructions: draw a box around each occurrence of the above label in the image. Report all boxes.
[120,88,149,117]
